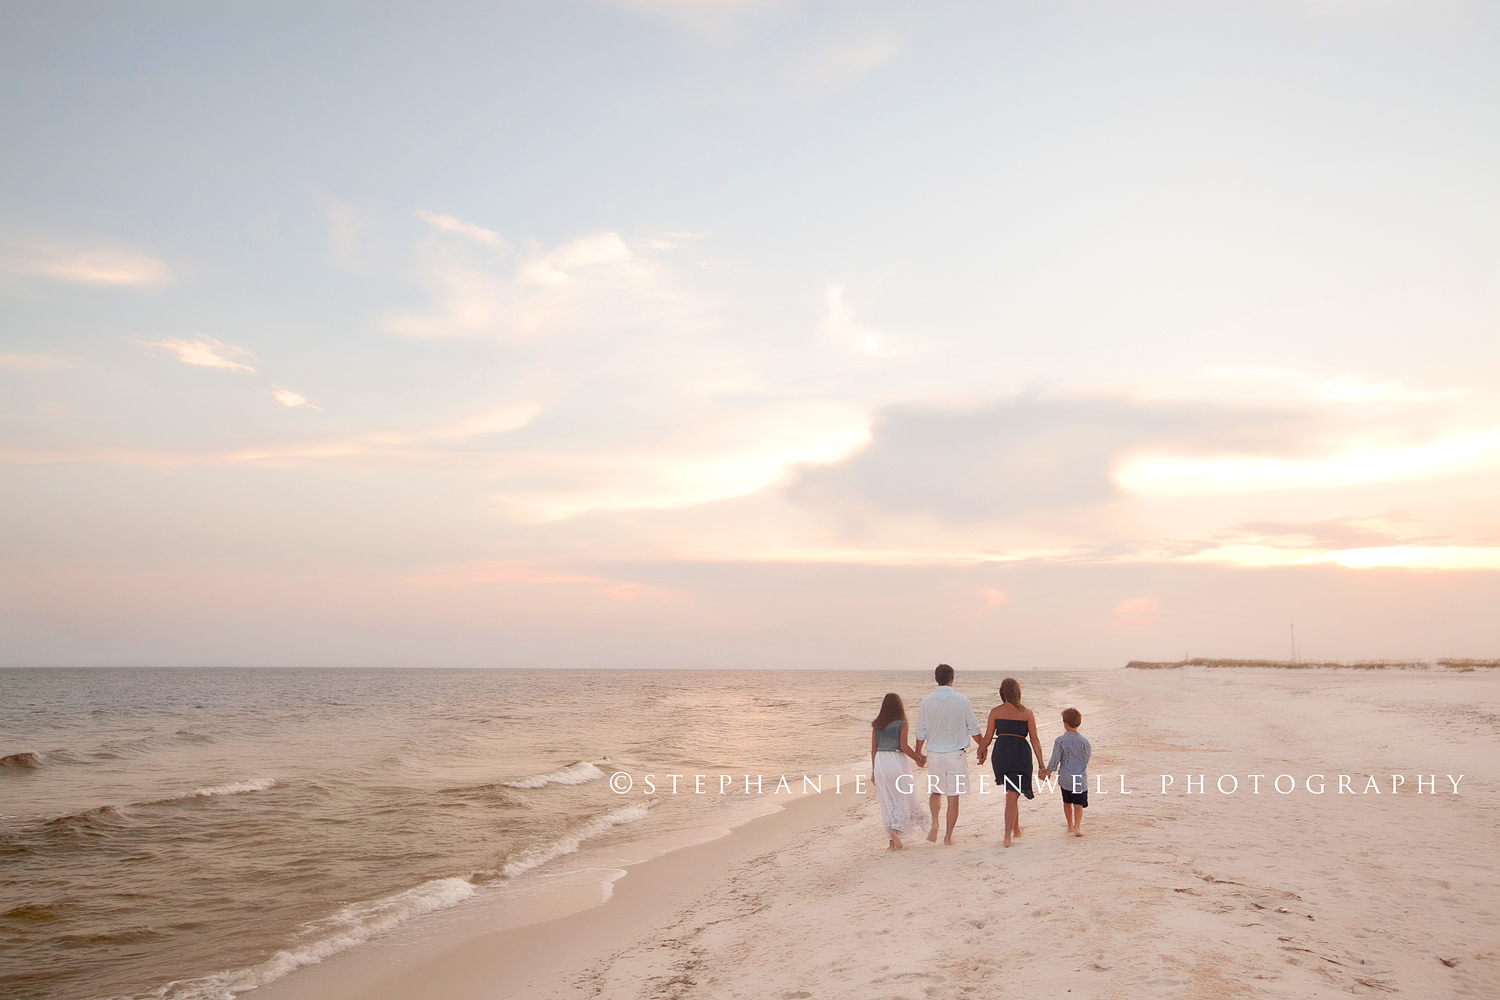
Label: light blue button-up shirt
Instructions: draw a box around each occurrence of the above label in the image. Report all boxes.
[913,686,981,753]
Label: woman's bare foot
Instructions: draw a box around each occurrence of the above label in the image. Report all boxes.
[1002,837,1012,847]
[891,834,905,850]
[1013,826,1024,838]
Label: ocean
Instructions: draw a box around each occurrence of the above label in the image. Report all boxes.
[0,667,1081,1000]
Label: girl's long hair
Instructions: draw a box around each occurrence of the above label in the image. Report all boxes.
[872,692,906,730]
[999,677,1025,709]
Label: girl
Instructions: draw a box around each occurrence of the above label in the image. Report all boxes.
[870,692,926,850]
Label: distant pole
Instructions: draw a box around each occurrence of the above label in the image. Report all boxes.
[1290,624,1297,665]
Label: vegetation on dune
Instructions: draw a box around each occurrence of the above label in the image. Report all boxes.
[1124,658,1500,671]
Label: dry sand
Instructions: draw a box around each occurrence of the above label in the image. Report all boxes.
[275,667,1500,1000]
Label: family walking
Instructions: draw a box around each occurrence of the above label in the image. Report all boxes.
[869,664,1092,850]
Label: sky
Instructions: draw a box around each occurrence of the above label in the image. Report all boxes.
[2,0,1498,669]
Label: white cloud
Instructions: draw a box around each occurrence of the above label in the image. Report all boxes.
[1178,543,1500,571]
[494,401,871,522]
[1115,428,1500,496]
[415,210,506,247]
[139,337,256,373]
[273,387,321,411]
[0,353,69,371]
[0,243,171,286]
[432,406,541,439]
[820,283,890,357]
[1201,365,1469,405]
[384,229,697,341]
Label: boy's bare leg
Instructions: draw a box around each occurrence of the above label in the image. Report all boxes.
[1063,799,1074,832]
[927,792,941,842]
[1073,805,1084,837]
[943,795,960,845]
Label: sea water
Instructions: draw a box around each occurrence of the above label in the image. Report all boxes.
[0,667,1081,1000]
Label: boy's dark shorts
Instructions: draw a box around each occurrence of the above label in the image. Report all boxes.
[1061,787,1089,808]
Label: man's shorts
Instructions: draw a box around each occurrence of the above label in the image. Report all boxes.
[1060,786,1089,808]
[924,749,970,796]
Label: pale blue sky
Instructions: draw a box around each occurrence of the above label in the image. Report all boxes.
[3,1,1498,667]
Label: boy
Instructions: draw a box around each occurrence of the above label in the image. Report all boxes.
[1047,707,1091,837]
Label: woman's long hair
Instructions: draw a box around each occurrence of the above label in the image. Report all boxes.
[872,692,906,730]
[999,677,1025,709]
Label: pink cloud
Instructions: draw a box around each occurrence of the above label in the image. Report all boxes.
[139,337,256,372]
[980,587,1008,609]
[1,243,171,286]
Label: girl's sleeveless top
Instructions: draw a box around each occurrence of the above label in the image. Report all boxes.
[875,719,903,752]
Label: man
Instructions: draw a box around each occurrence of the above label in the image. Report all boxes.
[913,662,982,845]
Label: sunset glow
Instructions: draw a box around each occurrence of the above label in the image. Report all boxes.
[3,0,1496,668]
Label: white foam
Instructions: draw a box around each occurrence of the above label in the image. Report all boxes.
[172,777,278,801]
[502,759,607,789]
[139,876,478,1000]
[501,802,651,879]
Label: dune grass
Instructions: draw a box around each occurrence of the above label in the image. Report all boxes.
[1125,657,1500,671]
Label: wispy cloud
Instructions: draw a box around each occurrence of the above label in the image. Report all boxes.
[0,243,171,286]
[820,284,891,357]
[1110,597,1160,632]
[0,353,70,371]
[415,210,506,247]
[1116,428,1500,496]
[406,559,686,602]
[493,400,871,522]
[272,387,321,411]
[796,30,903,91]
[385,228,697,341]
[1201,365,1470,405]
[138,337,256,372]
[431,406,541,439]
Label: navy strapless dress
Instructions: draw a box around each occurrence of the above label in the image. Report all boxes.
[991,718,1034,799]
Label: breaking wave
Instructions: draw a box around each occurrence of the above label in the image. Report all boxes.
[137,877,478,1000]
[165,778,277,802]
[501,760,607,789]
[499,802,651,879]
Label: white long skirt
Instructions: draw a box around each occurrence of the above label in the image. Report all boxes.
[874,751,923,834]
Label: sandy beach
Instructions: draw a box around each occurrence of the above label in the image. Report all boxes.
[256,666,1499,1000]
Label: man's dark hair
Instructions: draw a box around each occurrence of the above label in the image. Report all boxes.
[934,663,954,686]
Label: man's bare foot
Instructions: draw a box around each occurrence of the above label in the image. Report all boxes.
[943,835,955,846]
[926,824,939,843]
[1073,829,1084,837]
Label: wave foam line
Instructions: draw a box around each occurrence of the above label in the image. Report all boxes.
[501,802,650,879]
[501,759,607,789]
[169,777,278,801]
[139,877,478,1000]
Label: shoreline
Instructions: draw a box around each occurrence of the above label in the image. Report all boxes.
[264,666,1499,1000]
[258,775,865,1000]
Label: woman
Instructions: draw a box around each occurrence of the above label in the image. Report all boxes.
[870,692,926,850]
[977,677,1049,847]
